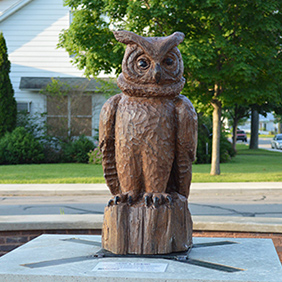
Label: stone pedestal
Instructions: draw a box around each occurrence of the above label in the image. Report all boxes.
[102,194,193,254]
[1,234,282,282]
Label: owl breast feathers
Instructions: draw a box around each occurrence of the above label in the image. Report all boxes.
[99,31,198,206]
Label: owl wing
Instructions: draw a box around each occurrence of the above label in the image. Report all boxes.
[99,93,122,195]
[171,95,198,198]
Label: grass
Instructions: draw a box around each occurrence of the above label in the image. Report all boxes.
[0,163,105,184]
[192,144,282,182]
[0,144,281,183]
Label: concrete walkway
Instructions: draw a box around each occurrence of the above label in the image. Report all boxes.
[0,182,281,196]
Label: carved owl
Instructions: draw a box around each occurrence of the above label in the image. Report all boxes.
[99,31,198,207]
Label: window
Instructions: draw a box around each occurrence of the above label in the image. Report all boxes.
[17,102,31,113]
[46,94,92,137]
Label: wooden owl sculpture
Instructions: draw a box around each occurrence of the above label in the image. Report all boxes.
[100,30,198,255]
[99,30,197,207]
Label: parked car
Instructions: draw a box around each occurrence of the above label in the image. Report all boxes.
[271,134,282,149]
[236,130,247,142]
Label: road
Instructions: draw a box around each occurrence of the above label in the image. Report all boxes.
[1,190,282,218]
[238,136,282,152]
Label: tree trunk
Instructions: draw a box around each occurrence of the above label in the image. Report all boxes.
[249,108,259,149]
[232,118,238,151]
[210,100,222,175]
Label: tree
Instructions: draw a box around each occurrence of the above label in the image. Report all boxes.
[249,108,259,149]
[59,0,282,175]
[0,32,17,138]
[224,104,250,151]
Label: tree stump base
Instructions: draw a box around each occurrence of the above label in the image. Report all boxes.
[102,193,193,254]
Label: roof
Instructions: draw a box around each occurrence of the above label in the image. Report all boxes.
[19,77,104,92]
[0,0,34,22]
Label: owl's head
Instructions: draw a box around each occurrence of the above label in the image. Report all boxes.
[114,31,185,98]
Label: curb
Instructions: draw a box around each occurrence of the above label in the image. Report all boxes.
[0,182,281,196]
[1,214,282,234]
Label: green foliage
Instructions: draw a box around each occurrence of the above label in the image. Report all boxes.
[16,110,64,163]
[94,77,120,98]
[0,32,17,138]
[59,1,282,104]
[220,132,236,163]
[196,114,212,164]
[17,111,47,138]
[40,77,71,97]
[62,135,95,163]
[88,147,102,164]
[59,0,282,173]
[0,127,44,164]
[196,114,236,164]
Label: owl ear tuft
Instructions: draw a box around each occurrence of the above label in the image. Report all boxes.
[171,32,185,46]
[113,30,141,45]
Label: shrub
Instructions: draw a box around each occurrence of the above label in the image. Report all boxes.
[220,132,236,163]
[0,32,17,138]
[17,111,65,163]
[17,111,47,138]
[41,138,64,163]
[195,113,236,164]
[0,127,44,164]
[62,135,94,163]
[196,115,212,164]
[88,147,102,164]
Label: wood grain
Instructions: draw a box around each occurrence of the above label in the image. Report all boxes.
[102,193,193,254]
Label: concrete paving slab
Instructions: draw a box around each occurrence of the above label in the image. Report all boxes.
[0,234,281,282]
[0,184,111,196]
[0,182,282,197]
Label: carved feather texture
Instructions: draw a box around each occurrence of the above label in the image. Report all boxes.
[99,94,122,195]
[115,95,176,195]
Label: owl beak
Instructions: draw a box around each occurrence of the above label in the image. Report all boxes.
[153,63,161,84]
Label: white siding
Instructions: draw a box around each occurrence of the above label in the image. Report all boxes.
[0,0,85,114]
[0,0,19,14]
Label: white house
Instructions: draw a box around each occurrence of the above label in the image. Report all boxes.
[238,112,278,135]
[0,0,107,137]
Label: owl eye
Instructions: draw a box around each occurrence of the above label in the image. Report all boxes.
[137,59,150,69]
[163,57,174,66]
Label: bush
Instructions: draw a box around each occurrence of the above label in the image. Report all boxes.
[0,127,44,164]
[17,111,47,138]
[17,111,65,163]
[195,114,236,164]
[196,114,212,164]
[41,138,64,163]
[220,132,236,163]
[88,147,102,164]
[62,135,94,163]
[0,33,17,138]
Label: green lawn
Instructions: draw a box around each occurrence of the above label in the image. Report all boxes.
[0,144,281,183]
[192,144,282,182]
[0,163,105,184]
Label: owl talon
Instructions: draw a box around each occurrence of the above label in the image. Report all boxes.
[107,199,114,207]
[114,196,120,205]
[153,197,159,208]
[128,195,133,205]
[144,195,150,207]
[166,195,172,205]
